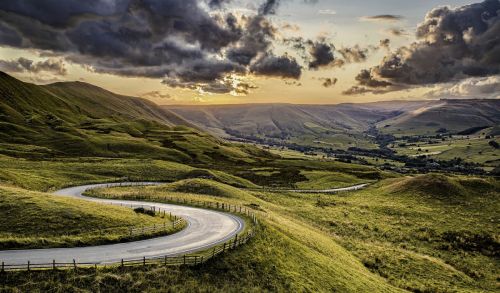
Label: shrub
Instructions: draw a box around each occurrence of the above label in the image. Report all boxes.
[133,207,156,216]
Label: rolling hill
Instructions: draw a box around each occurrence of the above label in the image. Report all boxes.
[165,100,500,149]
[0,72,271,163]
[376,99,500,136]
[164,103,413,150]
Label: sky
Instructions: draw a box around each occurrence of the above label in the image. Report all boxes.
[0,0,498,105]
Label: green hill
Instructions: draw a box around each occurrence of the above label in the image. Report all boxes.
[164,103,404,150]
[0,184,174,249]
[377,99,500,136]
[0,72,272,163]
[165,100,500,148]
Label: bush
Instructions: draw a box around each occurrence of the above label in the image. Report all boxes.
[134,207,156,216]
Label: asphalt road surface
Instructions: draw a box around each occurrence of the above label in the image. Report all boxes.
[0,182,245,265]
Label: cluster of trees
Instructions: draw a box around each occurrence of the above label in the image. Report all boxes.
[225,127,493,176]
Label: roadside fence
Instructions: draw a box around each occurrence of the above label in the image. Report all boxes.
[1,183,259,272]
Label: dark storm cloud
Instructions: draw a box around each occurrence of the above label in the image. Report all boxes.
[259,0,280,15]
[285,37,373,70]
[250,53,302,79]
[308,41,336,69]
[226,15,276,66]
[208,0,230,8]
[347,0,500,95]
[0,0,302,93]
[355,69,392,87]
[0,57,67,75]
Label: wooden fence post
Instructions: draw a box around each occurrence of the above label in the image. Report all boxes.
[164,256,167,266]
[222,243,226,253]
[52,259,56,270]
[143,257,146,267]
[183,255,186,265]
[1,261,4,272]
[194,256,197,265]
[121,259,124,268]
[212,247,216,258]
[27,261,30,272]
[73,259,77,270]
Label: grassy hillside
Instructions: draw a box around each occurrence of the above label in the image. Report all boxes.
[165,103,398,150]
[31,180,402,292]
[390,134,500,168]
[378,99,500,136]
[0,72,273,164]
[16,173,498,292]
[0,184,176,249]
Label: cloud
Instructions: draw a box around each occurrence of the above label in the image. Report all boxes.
[285,36,374,70]
[140,91,175,100]
[385,27,407,37]
[250,53,302,79]
[226,15,276,66]
[348,0,500,95]
[307,40,336,69]
[425,75,500,99]
[337,45,369,63]
[379,39,391,51]
[0,57,67,75]
[360,15,403,22]
[318,9,336,15]
[259,0,280,16]
[319,77,337,88]
[282,23,301,32]
[0,0,300,94]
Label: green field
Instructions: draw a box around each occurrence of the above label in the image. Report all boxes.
[391,135,499,167]
[0,152,497,292]
[0,71,498,292]
[0,184,179,249]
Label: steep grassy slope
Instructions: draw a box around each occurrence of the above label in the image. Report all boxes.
[31,173,498,292]
[41,181,402,292]
[0,154,266,191]
[0,184,174,249]
[165,100,500,153]
[164,103,399,149]
[377,99,500,136]
[164,102,429,138]
[0,72,272,163]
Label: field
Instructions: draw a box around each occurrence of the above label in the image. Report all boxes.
[2,172,497,292]
[0,184,178,249]
[390,134,499,168]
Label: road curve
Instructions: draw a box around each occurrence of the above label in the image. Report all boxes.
[287,183,370,193]
[0,182,245,265]
[263,183,370,193]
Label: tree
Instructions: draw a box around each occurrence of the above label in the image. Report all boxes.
[489,140,499,149]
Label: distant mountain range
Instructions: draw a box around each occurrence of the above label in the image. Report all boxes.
[165,100,500,143]
[2,71,498,158]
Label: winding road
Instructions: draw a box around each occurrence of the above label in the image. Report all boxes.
[288,183,370,193]
[0,182,245,266]
[0,181,369,266]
